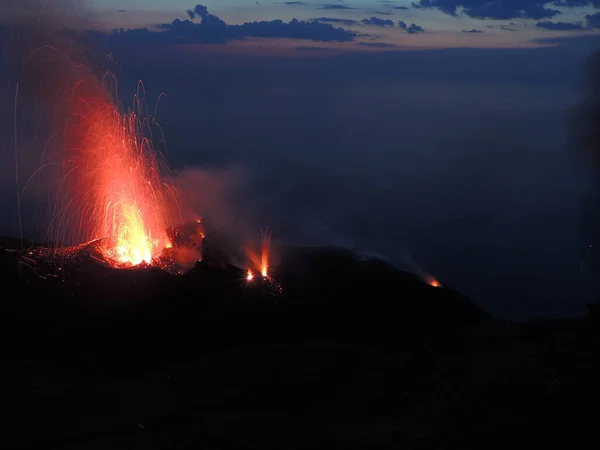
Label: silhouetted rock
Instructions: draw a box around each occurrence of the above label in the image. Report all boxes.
[1,237,600,450]
[0,237,492,375]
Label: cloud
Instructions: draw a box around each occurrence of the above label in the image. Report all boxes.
[413,0,563,20]
[295,45,337,51]
[320,4,356,9]
[375,0,409,8]
[317,15,424,30]
[104,4,357,44]
[361,16,395,26]
[535,20,585,30]
[553,0,600,6]
[399,20,425,33]
[462,28,483,33]
[359,41,398,47]
[586,12,600,28]
[535,14,600,30]
[407,23,424,33]
[186,4,210,20]
[314,17,359,25]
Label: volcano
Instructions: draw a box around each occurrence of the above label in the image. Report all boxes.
[0,233,490,366]
[1,234,599,450]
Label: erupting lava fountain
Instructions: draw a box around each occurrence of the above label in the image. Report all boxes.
[245,229,271,281]
[260,229,271,278]
[48,75,181,268]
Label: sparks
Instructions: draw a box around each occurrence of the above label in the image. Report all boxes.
[48,76,180,268]
[243,229,273,279]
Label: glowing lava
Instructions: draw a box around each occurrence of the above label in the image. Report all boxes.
[427,277,442,288]
[261,229,271,278]
[247,269,254,281]
[50,77,180,268]
[243,229,272,278]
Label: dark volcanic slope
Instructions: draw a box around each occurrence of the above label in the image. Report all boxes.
[1,237,598,449]
[0,239,492,374]
[1,320,599,449]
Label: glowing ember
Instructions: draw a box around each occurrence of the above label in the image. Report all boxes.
[428,277,442,288]
[49,77,180,268]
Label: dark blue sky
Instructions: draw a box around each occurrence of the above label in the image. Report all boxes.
[91,31,597,320]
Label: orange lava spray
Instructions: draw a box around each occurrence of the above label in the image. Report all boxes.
[49,75,181,267]
[261,229,271,277]
[429,279,441,288]
[3,1,181,268]
[426,275,442,288]
[243,229,272,278]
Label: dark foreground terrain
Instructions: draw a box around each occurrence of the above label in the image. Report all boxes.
[0,236,599,449]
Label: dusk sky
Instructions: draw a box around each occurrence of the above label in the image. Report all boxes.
[88,0,600,49]
[3,0,600,319]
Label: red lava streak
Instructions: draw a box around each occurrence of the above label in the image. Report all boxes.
[244,229,272,280]
[261,229,271,278]
[51,77,180,268]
